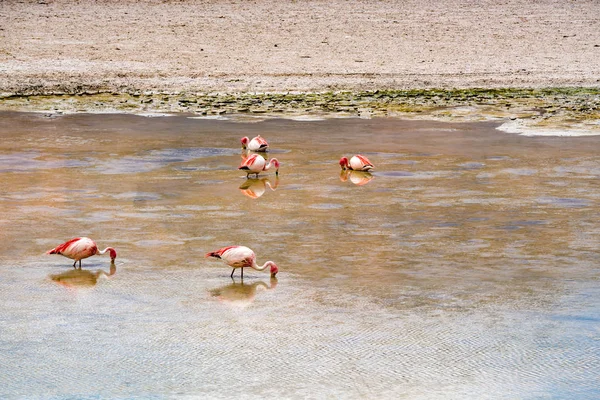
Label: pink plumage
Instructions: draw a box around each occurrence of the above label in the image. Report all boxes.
[238,154,280,178]
[241,135,269,151]
[206,245,279,279]
[339,154,374,171]
[47,237,117,268]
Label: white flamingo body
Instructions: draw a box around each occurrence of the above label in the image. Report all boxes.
[339,154,374,171]
[238,154,280,177]
[241,135,269,151]
[206,245,279,278]
[47,237,117,268]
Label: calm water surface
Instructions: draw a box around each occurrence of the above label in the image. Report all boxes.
[0,111,599,399]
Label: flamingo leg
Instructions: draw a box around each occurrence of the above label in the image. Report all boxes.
[230,268,235,278]
[72,260,77,269]
[78,260,82,269]
[241,267,244,279]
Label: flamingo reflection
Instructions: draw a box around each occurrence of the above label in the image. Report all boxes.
[340,169,374,186]
[339,154,374,171]
[50,261,116,288]
[209,277,278,308]
[239,176,280,198]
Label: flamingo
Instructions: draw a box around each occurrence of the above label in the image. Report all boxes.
[241,135,269,151]
[238,153,280,178]
[205,245,279,279]
[339,154,374,171]
[47,237,117,268]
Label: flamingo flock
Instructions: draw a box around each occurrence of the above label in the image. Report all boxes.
[46,132,377,283]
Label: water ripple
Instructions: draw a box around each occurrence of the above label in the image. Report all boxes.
[93,147,238,174]
[536,197,592,208]
[0,151,90,172]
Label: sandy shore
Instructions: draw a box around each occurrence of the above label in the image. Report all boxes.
[2,0,600,94]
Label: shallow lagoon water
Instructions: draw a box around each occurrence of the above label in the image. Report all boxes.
[0,111,599,399]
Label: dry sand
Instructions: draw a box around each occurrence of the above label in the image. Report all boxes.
[1,0,600,94]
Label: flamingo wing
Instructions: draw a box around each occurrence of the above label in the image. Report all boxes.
[238,154,266,173]
[47,237,98,260]
[238,154,259,170]
[206,245,239,259]
[247,135,268,151]
[253,135,268,146]
[47,237,81,254]
[351,155,374,170]
[222,246,255,266]
[207,246,255,268]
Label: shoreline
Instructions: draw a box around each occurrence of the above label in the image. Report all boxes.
[2,87,599,136]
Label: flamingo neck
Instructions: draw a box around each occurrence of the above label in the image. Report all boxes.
[251,260,267,271]
[97,247,117,260]
[250,260,271,271]
[251,260,278,277]
[264,159,279,174]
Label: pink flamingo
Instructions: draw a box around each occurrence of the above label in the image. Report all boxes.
[339,154,374,171]
[241,135,269,151]
[238,153,280,178]
[205,245,279,279]
[47,237,117,268]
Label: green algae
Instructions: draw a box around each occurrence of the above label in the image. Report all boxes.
[1,88,599,127]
